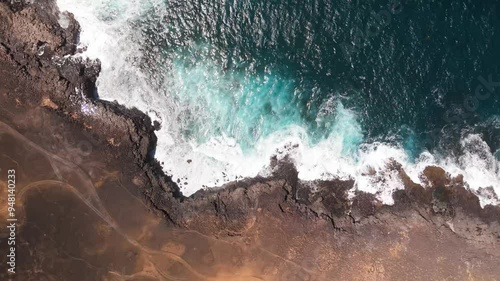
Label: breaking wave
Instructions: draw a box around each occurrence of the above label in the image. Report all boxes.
[57,0,500,206]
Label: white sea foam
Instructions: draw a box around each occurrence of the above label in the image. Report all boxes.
[57,0,500,206]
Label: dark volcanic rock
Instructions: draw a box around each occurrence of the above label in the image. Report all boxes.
[0,0,180,199]
[1,0,500,280]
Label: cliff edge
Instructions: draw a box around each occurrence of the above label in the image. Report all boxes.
[1,1,499,280]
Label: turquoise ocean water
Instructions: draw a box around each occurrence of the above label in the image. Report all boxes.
[58,0,500,202]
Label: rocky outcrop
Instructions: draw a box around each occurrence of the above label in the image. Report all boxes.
[0,0,180,196]
[1,0,500,280]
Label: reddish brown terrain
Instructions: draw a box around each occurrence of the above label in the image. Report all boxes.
[0,1,499,280]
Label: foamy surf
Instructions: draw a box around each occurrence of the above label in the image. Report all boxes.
[56,0,499,207]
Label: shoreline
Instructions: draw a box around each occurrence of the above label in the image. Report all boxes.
[57,0,500,203]
[1,1,500,279]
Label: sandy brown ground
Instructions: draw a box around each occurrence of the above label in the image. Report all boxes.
[0,110,499,281]
[0,0,500,280]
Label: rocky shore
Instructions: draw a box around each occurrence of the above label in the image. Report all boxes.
[1,1,499,280]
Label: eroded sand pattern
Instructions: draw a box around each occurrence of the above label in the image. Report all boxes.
[0,121,267,280]
[0,117,500,280]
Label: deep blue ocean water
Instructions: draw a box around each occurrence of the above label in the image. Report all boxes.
[135,0,500,157]
[58,0,500,198]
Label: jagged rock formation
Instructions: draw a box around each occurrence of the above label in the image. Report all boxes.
[0,1,499,280]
